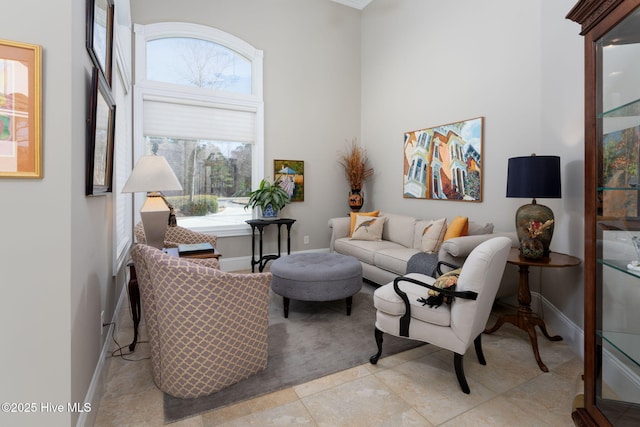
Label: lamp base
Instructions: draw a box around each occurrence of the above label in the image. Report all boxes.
[140,195,170,249]
[515,200,555,257]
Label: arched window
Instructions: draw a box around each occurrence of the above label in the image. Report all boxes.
[134,23,264,236]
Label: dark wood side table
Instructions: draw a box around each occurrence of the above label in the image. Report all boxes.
[246,218,296,272]
[127,246,220,352]
[484,247,581,372]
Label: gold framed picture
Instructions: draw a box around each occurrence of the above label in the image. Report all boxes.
[0,39,42,178]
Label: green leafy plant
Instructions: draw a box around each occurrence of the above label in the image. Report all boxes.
[244,178,291,212]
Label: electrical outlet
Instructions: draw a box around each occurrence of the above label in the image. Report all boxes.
[304,235,309,245]
[100,311,105,336]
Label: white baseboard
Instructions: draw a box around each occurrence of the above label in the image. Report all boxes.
[77,285,128,427]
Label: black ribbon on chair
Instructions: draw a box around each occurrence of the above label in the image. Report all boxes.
[393,273,478,337]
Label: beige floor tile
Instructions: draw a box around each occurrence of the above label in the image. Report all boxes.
[93,385,164,426]
[375,354,496,425]
[205,401,316,427]
[202,388,300,427]
[439,395,551,427]
[294,364,371,398]
[301,375,429,427]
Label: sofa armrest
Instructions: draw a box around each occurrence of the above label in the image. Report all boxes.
[328,217,351,251]
[438,232,518,267]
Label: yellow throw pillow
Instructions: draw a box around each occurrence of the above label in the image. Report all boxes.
[443,216,469,241]
[351,215,385,241]
[349,210,379,237]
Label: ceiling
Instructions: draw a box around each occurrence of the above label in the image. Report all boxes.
[331,0,372,10]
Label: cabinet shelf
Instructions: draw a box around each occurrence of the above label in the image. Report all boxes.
[597,330,640,369]
[599,98,640,118]
[599,259,640,278]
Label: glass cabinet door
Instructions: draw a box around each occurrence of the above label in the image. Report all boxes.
[596,5,640,423]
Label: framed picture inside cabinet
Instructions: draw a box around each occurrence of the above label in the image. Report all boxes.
[86,0,114,86]
[86,67,116,196]
[0,39,42,178]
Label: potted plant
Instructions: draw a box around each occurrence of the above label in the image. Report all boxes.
[338,138,374,211]
[244,178,291,217]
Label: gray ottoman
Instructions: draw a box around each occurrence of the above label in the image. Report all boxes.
[270,253,363,318]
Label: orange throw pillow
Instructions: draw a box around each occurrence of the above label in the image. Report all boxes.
[443,216,469,241]
[349,210,380,237]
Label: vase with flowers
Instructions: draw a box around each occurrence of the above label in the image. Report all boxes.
[520,219,554,259]
[338,138,374,212]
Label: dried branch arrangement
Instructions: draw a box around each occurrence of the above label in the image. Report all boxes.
[338,138,374,190]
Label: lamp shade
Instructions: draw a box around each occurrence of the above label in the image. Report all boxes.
[122,155,183,193]
[506,155,561,199]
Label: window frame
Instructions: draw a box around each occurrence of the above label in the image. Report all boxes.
[133,22,264,237]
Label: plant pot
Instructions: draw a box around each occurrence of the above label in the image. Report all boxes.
[348,189,363,212]
[261,204,278,218]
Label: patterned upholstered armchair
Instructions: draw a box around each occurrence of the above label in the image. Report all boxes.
[130,243,272,398]
[134,221,220,269]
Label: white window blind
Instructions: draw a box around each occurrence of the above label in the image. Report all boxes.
[143,99,255,142]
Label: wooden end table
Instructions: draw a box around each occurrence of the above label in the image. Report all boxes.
[127,246,220,352]
[484,247,581,372]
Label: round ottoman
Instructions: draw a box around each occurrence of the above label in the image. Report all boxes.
[270,253,363,318]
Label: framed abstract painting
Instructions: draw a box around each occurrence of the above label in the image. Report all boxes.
[403,117,483,202]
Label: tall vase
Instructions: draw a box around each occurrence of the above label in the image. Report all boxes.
[348,189,364,212]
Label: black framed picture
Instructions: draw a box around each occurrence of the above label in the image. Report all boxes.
[86,67,116,196]
[86,0,114,86]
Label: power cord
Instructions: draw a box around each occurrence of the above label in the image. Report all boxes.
[103,321,150,362]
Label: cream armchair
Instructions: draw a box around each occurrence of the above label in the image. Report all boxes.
[130,243,272,398]
[370,237,511,394]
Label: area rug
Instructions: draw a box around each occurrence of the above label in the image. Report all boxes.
[163,282,423,423]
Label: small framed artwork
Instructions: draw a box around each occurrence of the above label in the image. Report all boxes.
[86,67,116,196]
[0,39,42,178]
[274,159,304,202]
[86,0,114,86]
[403,116,484,202]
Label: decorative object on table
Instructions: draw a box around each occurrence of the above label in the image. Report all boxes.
[403,117,483,201]
[506,154,561,256]
[519,219,554,259]
[0,39,42,179]
[86,67,116,195]
[122,155,183,249]
[244,178,291,218]
[86,0,114,86]
[274,159,304,202]
[338,138,374,211]
[177,242,215,257]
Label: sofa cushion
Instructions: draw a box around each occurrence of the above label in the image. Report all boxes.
[374,246,420,275]
[414,218,447,252]
[380,212,417,248]
[468,221,494,235]
[351,215,385,241]
[349,210,379,236]
[334,237,398,265]
[443,216,469,241]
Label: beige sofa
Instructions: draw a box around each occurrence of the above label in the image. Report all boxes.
[329,212,518,297]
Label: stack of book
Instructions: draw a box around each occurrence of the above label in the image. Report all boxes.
[177,242,216,258]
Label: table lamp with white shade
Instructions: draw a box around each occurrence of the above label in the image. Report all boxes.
[122,155,183,249]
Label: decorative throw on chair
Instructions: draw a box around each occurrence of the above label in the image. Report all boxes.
[418,268,461,308]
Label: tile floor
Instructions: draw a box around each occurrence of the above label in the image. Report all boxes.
[94,285,582,426]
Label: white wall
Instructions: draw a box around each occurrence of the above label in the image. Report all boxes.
[361,0,585,326]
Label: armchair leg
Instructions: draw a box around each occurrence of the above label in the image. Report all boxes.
[454,353,471,394]
[474,334,486,365]
[370,327,384,364]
